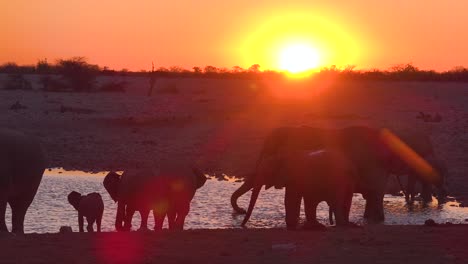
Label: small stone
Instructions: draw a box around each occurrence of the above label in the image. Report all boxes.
[59,226,73,233]
[9,101,27,111]
[424,219,438,227]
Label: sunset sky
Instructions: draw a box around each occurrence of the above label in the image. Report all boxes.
[2,1,467,72]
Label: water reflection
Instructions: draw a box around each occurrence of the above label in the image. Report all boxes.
[4,170,468,233]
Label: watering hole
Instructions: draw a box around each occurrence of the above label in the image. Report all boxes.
[5,169,468,233]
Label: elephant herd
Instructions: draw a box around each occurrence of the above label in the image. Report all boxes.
[0,126,448,234]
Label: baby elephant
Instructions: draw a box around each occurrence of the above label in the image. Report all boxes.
[68,191,104,232]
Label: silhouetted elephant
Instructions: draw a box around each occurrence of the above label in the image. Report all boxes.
[400,156,448,203]
[103,165,207,231]
[0,129,46,234]
[232,126,443,223]
[241,149,358,229]
[68,191,104,232]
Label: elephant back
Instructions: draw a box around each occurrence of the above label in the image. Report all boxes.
[118,168,157,203]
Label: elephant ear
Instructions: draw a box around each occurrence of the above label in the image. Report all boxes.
[67,191,82,210]
[103,171,122,202]
[191,166,207,189]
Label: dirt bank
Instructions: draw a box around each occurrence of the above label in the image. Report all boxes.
[1,226,468,264]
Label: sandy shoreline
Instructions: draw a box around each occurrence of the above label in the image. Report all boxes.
[1,226,468,264]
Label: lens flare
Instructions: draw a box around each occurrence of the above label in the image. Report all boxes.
[380,128,440,184]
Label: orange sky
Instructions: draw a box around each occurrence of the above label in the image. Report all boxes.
[1,1,467,71]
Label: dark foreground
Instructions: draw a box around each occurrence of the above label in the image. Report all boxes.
[1,225,467,264]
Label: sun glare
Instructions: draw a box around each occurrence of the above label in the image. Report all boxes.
[279,44,320,74]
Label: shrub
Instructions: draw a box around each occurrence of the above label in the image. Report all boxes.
[158,83,179,94]
[99,81,127,92]
[3,74,32,90]
[56,57,99,92]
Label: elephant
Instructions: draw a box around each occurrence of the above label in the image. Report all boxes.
[400,156,448,203]
[103,165,207,231]
[0,129,46,234]
[379,129,447,203]
[232,126,443,224]
[67,191,104,232]
[241,149,358,229]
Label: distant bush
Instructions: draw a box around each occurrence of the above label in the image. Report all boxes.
[99,81,126,92]
[3,74,32,90]
[158,83,179,94]
[56,57,99,92]
[41,76,69,92]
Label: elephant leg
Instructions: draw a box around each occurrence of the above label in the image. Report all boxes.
[335,188,354,226]
[9,199,29,234]
[303,197,325,230]
[174,203,190,230]
[138,209,150,231]
[153,210,166,231]
[420,182,433,203]
[86,217,95,232]
[407,175,416,202]
[0,198,7,232]
[123,205,135,231]
[174,214,187,230]
[284,187,302,230]
[363,191,385,223]
[115,202,126,231]
[96,213,102,233]
[167,210,176,230]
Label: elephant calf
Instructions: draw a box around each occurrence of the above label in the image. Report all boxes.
[242,149,358,230]
[68,191,104,232]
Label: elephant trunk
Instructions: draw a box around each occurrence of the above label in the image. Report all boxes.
[241,185,262,226]
[231,179,253,214]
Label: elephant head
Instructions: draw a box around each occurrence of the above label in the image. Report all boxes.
[103,171,126,230]
[241,155,283,226]
[67,191,82,211]
[192,166,208,189]
[103,171,122,202]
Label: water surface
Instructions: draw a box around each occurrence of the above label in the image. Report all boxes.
[4,170,468,233]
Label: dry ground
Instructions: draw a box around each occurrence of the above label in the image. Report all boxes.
[1,226,468,264]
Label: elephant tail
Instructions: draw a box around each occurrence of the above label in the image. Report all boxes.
[241,185,261,226]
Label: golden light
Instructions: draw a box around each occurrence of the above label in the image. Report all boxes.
[380,128,440,184]
[239,11,362,73]
[278,43,320,74]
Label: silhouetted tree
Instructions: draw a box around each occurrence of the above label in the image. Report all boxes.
[36,59,51,74]
[148,62,156,96]
[56,57,99,92]
[192,66,202,73]
[204,65,218,73]
[248,64,261,73]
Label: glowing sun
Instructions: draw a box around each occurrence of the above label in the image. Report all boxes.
[278,44,320,74]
